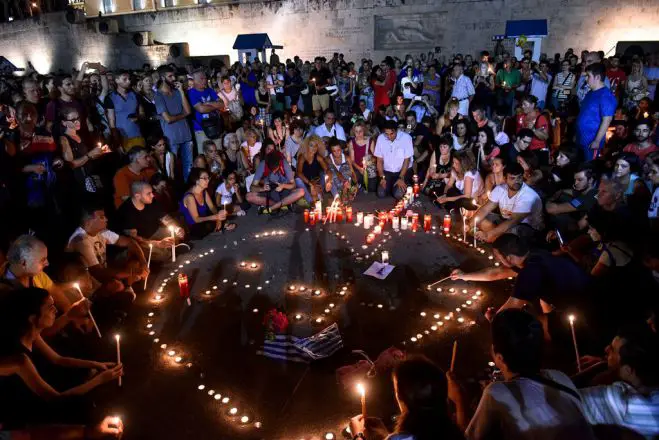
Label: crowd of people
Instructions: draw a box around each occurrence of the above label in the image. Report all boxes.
[0,45,658,438]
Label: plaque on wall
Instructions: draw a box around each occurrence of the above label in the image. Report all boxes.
[374,12,447,51]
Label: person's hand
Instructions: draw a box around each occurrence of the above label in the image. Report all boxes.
[580,355,604,369]
[446,371,464,405]
[546,230,557,242]
[379,177,387,188]
[94,363,123,385]
[263,183,271,192]
[342,180,351,190]
[175,81,185,93]
[436,195,447,204]
[475,230,491,242]
[485,306,496,322]
[349,415,365,437]
[86,416,124,439]
[395,178,406,192]
[88,146,104,159]
[218,210,228,221]
[275,184,284,193]
[325,180,332,192]
[29,164,47,174]
[92,361,116,371]
[67,297,90,318]
[158,237,174,248]
[309,185,318,198]
[450,269,465,280]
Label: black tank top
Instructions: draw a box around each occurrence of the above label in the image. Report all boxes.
[301,155,322,181]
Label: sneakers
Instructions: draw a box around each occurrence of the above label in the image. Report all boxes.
[297,198,311,209]
[258,206,272,215]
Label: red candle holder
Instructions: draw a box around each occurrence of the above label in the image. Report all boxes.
[346,206,353,223]
[411,221,418,232]
[310,211,316,225]
[379,212,387,225]
[178,273,190,299]
[423,214,432,232]
[366,233,375,244]
[337,208,343,222]
[443,215,451,234]
[412,213,419,228]
[304,209,310,224]
[413,183,420,196]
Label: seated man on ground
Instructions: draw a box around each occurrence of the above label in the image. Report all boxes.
[374,119,414,200]
[116,181,183,261]
[67,206,148,301]
[545,165,598,241]
[449,309,596,440]
[472,162,544,243]
[451,233,590,318]
[246,151,305,214]
[0,235,90,338]
[579,324,659,440]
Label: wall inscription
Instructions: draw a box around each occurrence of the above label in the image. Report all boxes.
[374,12,447,51]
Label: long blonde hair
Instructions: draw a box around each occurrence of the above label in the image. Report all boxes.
[299,134,322,158]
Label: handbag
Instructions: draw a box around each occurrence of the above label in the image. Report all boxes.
[201,112,224,140]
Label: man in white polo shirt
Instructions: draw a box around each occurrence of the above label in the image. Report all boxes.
[450,63,475,116]
[471,162,543,242]
[374,120,414,200]
[313,109,346,141]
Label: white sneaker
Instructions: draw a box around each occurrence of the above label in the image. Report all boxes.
[236,209,246,217]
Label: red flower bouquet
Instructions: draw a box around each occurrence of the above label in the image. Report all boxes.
[263,309,289,340]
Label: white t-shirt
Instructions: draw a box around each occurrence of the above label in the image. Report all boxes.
[489,183,544,230]
[374,131,414,173]
[400,76,419,100]
[314,123,347,141]
[649,187,659,219]
[466,370,596,440]
[215,182,236,206]
[241,141,262,161]
[455,169,483,196]
[67,227,120,268]
[530,72,552,103]
[266,73,284,95]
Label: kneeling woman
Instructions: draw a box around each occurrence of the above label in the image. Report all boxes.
[0,288,123,428]
[180,168,234,239]
[296,135,330,203]
[422,134,453,196]
[435,150,483,212]
[326,138,357,199]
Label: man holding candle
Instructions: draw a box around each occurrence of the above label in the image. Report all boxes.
[67,206,148,302]
[374,120,414,200]
[471,163,543,243]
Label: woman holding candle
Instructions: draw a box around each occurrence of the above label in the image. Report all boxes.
[348,121,377,192]
[238,128,262,175]
[296,135,330,203]
[349,356,463,440]
[473,126,500,173]
[482,156,505,205]
[180,168,234,239]
[435,98,461,135]
[436,150,483,212]
[422,134,453,196]
[266,112,288,150]
[0,287,123,427]
[215,172,247,218]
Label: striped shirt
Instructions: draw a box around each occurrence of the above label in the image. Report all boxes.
[451,74,475,116]
[580,381,659,439]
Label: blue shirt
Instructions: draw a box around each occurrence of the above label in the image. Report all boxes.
[576,87,616,152]
[104,91,142,139]
[240,71,258,107]
[154,90,192,144]
[187,87,220,132]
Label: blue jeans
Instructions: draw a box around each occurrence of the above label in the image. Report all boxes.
[169,141,194,182]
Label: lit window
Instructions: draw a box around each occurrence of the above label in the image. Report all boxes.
[101,0,113,13]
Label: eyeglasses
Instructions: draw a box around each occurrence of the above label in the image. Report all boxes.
[66,117,80,122]
[199,176,210,181]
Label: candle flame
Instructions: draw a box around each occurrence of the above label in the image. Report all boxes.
[568,314,575,324]
[168,225,175,232]
[73,282,80,290]
[356,383,365,397]
[115,334,121,341]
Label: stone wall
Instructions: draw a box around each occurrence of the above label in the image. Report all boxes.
[0,0,657,72]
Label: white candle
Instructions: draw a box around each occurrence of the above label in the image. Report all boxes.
[473,217,478,248]
[462,210,467,242]
[315,200,322,216]
[115,334,122,387]
[392,216,400,230]
[356,212,364,225]
[569,315,582,372]
[143,243,153,290]
[374,225,382,235]
[73,282,101,338]
[169,226,176,262]
[381,251,389,265]
[401,217,408,230]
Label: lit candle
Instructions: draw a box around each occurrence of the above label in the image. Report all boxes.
[392,216,400,230]
[442,215,450,234]
[473,217,478,248]
[356,383,367,419]
[569,315,582,372]
[250,262,257,269]
[366,233,375,244]
[168,225,176,262]
[381,251,389,265]
[401,217,408,230]
[373,225,382,235]
[115,334,122,387]
[346,206,353,223]
[143,243,153,290]
[73,282,101,338]
[356,211,364,225]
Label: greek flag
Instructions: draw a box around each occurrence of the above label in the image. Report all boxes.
[257,323,343,363]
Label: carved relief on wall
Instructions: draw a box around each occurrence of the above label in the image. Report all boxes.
[374,12,447,50]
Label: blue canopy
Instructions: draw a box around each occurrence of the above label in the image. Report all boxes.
[505,20,548,38]
[233,33,273,50]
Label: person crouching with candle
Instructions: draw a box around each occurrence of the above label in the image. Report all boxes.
[215,172,248,219]
[349,356,462,440]
[326,138,358,201]
[180,168,235,238]
[375,120,414,200]
[435,150,483,218]
[0,287,123,426]
[422,134,453,197]
[295,135,330,205]
[66,206,149,302]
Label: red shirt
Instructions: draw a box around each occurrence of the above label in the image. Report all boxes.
[623,142,658,161]
[606,69,626,95]
[517,111,549,151]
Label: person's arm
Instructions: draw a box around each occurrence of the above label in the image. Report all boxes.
[60,137,96,169]
[295,160,311,185]
[589,116,613,150]
[115,235,147,266]
[530,116,549,141]
[106,108,116,129]
[471,200,497,223]
[422,151,437,187]
[34,336,107,370]
[99,72,109,102]
[546,200,578,215]
[481,211,529,242]
[74,62,87,89]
